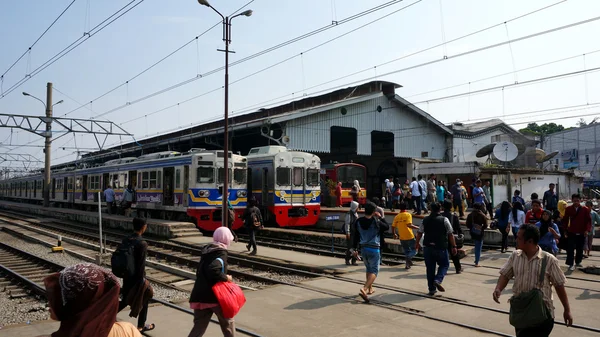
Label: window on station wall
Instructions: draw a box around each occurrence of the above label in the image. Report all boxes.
[330,126,357,155]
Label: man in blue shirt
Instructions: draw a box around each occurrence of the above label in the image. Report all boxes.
[104,185,115,214]
[473,180,485,205]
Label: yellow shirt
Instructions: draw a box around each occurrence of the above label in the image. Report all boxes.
[392,211,414,240]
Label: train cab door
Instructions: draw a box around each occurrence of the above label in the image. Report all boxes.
[292,167,306,206]
[63,177,68,200]
[247,168,253,199]
[102,173,109,202]
[183,166,189,207]
[52,179,56,199]
[82,175,88,201]
[163,167,175,206]
[33,181,37,198]
[128,170,137,189]
[261,168,269,207]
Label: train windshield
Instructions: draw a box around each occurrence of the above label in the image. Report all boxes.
[337,165,366,188]
[233,169,246,184]
[196,167,214,183]
[276,167,291,185]
[307,169,319,186]
[217,168,232,184]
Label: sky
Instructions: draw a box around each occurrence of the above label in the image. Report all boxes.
[1,0,600,168]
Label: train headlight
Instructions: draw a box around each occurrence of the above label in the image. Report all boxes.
[236,190,247,198]
[197,190,210,197]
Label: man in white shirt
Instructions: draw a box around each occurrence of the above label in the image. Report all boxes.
[410,177,422,215]
[418,175,428,214]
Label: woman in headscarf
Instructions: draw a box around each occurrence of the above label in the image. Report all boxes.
[39,263,141,337]
[535,210,561,255]
[351,180,361,204]
[188,227,236,337]
[556,199,568,253]
[495,201,512,253]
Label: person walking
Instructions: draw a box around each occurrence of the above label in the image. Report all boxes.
[188,227,236,337]
[535,210,561,255]
[466,202,488,267]
[483,180,493,218]
[392,202,419,269]
[524,193,539,213]
[450,179,464,219]
[493,224,572,337]
[543,183,559,212]
[104,185,116,215]
[564,194,591,270]
[351,202,388,302]
[418,175,428,214]
[512,190,525,205]
[415,202,457,296]
[410,177,422,215]
[117,218,155,333]
[243,197,263,256]
[436,181,446,203]
[344,201,359,265]
[226,199,238,243]
[442,200,463,274]
[350,180,361,205]
[122,185,135,217]
[585,200,599,257]
[525,199,544,226]
[384,179,393,209]
[495,201,512,253]
[509,201,526,247]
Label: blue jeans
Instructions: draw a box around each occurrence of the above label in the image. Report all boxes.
[400,239,417,260]
[474,240,483,265]
[423,247,449,292]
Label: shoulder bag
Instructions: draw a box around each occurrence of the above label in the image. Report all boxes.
[508,255,550,329]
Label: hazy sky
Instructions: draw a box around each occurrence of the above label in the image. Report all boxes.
[1,0,599,167]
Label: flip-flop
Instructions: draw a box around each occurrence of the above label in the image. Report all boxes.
[359,288,370,303]
[140,323,155,332]
[367,288,375,295]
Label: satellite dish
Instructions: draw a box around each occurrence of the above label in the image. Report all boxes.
[493,141,518,162]
[539,150,559,163]
[515,143,527,156]
[476,143,496,158]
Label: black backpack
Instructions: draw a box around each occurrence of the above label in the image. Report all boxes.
[111,237,136,278]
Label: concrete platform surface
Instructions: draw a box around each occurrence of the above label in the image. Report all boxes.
[0,200,199,239]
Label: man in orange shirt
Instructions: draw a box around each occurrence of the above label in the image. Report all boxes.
[392,202,419,269]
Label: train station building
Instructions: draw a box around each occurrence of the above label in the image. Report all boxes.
[76,80,454,198]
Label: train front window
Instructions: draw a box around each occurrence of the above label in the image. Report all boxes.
[196,167,214,183]
[307,169,319,186]
[338,166,366,188]
[276,167,290,185]
[293,167,303,186]
[234,169,246,184]
[217,168,232,184]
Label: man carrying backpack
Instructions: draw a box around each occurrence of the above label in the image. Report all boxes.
[344,201,359,265]
[244,197,263,256]
[114,217,155,333]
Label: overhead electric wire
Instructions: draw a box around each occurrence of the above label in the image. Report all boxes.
[0,0,145,99]
[0,0,77,81]
[118,0,423,126]
[89,0,416,120]
[117,0,568,130]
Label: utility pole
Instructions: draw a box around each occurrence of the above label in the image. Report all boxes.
[44,82,53,207]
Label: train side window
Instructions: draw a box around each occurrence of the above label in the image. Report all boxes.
[293,167,303,186]
[142,172,149,189]
[175,169,181,189]
[149,171,157,189]
[157,171,162,189]
[112,174,120,189]
[234,169,246,184]
[196,167,214,183]
[276,167,291,185]
[306,169,319,186]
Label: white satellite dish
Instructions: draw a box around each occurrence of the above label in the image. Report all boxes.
[493,141,518,163]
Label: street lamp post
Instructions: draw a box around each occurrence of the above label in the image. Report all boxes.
[196,0,252,227]
[23,83,63,207]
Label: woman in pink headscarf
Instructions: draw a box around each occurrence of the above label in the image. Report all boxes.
[188,227,235,337]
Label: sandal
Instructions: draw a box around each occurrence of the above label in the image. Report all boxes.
[359,288,370,303]
[140,323,155,332]
[367,288,375,295]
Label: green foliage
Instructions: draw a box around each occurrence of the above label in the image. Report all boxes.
[518,122,565,135]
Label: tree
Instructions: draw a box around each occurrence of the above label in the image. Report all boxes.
[576,117,599,127]
[519,122,565,135]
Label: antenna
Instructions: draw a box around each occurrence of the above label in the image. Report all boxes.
[493,141,518,167]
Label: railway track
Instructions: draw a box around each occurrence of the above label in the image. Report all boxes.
[2,211,600,336]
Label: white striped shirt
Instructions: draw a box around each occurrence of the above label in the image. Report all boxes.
[499,248,567,318]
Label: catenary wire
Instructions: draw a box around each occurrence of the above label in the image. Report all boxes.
[0,0,145,99]
[0,0,77,80]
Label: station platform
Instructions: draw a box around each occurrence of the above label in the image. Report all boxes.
[0,200,199,239]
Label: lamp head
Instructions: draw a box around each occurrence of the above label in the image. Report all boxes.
[197,0,211,7]
[22,92,30,97]
[240,9,253,17]
[55,100,64,105]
